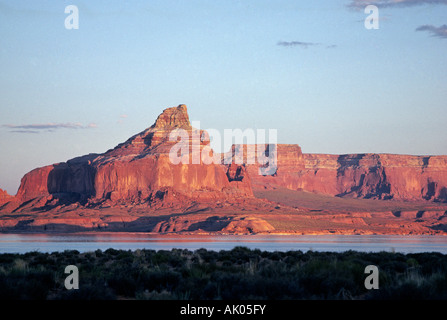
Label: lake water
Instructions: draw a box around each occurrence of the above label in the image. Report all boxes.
[0,233,447,254]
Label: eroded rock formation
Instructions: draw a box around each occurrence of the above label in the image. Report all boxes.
[244,150,447,202]
[7,105,253,212]
[1,103,447,235]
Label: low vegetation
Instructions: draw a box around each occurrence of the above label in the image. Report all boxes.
[0,247,446,300]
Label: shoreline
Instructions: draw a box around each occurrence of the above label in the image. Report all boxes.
[1,230,447,236]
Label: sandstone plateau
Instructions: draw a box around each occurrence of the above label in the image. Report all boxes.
[1,105,447,235]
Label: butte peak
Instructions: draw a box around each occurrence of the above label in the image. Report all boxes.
[103,104,196,157]
[152,104,191,130]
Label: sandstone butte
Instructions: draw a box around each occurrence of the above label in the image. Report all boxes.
[1,104,447,235]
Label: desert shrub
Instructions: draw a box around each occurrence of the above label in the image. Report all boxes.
[1,247,447,300]
[136,289,176,300]
[282,250,305,265]
[176,275,208,299]
[104,248,121,256]
[0,269,54,300]
[107,272,138,297]
[94,249,104,258]
[409,252,447,275]
[28,253,54,268]
[201,281,218,299]
[140,270,181,292]
[150,250,175,266]
[296,256,367,299]
[55,283,116,300]
[0,253,18,264]
[264,250,284,261]
[196,248,218,263]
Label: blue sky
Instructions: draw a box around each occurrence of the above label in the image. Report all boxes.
[1,0,446,194]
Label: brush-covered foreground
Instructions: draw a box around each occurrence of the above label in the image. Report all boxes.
[0,247,446,300]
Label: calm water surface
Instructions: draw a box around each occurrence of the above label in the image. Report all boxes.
[0,233,446,254]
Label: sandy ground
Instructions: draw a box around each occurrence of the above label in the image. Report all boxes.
[1,188,447,235]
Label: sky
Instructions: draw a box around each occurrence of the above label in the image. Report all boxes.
[0,0,446,195]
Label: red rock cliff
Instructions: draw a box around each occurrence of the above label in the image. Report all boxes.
[12,105,253,209]
[0,188,13,206]
[246,150,447,202]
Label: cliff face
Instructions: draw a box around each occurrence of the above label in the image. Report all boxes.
[246,151,447,202]
[333,154,447,201]
[11,105,253,210]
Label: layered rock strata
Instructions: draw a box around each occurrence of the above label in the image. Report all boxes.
[2,104,447,217]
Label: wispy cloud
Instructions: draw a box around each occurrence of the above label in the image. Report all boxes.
[3,122,98,133]
[277,41,337,49]
[348,0,447,9]
[416,24,447,39]
[10,130,40,134]
[277,41,320,48]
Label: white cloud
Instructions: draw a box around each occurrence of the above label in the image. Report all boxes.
[3,122,98,133]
